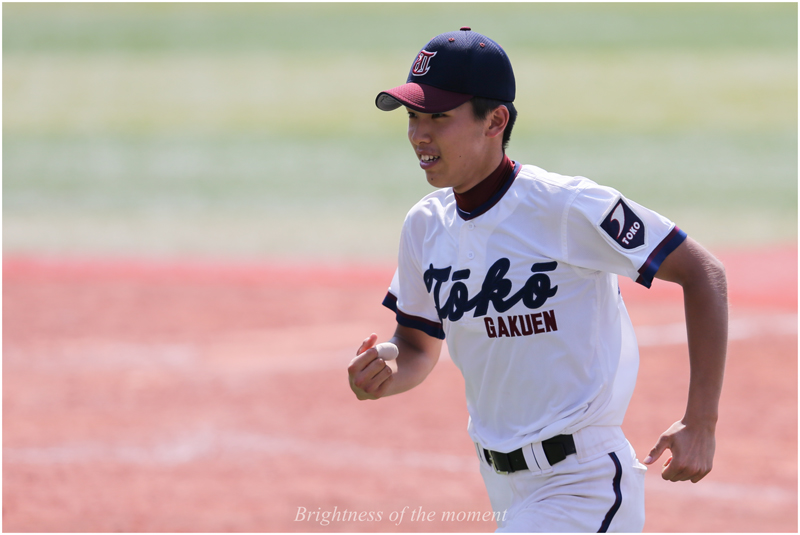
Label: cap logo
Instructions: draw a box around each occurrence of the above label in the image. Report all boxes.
[411,50,437,76]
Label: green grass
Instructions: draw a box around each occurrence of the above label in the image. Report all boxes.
[3,3,797,260]
[4,3,796,53]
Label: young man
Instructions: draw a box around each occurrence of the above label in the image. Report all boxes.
[347,27,727,532]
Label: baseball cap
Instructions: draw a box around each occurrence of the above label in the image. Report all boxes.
[376,27,515,114]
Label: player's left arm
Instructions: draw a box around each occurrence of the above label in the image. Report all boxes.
[644,236,728,483]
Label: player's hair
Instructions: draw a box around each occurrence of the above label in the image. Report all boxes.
[470,97,517,151]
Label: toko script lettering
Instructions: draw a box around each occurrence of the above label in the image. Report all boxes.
[423,258,559,322]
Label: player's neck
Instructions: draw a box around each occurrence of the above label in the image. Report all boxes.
[454,153,514,213]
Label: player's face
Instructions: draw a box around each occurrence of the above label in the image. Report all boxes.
[406,102,501,194]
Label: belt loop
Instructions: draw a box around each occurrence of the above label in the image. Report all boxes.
[521,443,542,475]
[529,441,554,474]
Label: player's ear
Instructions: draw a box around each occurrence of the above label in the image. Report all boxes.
[485,105,510,139]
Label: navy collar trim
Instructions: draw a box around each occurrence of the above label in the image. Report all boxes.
[456,161,522,221]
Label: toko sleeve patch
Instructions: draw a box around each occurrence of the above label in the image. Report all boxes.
[599,198,646,251]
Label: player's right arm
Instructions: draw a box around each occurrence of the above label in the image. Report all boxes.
[348,325,442,400]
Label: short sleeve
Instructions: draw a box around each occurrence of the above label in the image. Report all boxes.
[381,213,446,339]
[563,181,686,288]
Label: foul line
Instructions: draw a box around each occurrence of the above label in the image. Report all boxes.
[5,430,795,505]
[634,313,796,347]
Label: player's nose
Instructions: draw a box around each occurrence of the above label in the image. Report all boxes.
[408,120,432,145]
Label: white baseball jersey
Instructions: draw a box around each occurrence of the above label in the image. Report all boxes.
[383,162,686,453]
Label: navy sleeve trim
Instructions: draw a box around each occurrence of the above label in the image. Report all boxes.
[382,292,446,340]
[635,226,687,288]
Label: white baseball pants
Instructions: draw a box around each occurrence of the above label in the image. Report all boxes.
[477,426,646,533]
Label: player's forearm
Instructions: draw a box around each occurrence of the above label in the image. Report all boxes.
[680,254,728,428]
[381,334,441,397]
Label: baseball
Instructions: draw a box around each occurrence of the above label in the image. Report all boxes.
[375,342,399,361]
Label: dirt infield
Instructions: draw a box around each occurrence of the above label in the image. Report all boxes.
[3,245,797,532]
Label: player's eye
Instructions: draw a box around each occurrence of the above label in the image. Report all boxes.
[431,113,447,119]
[407,111,417,119]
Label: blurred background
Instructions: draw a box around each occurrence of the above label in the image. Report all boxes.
[4,2,796,260]
[3,3,797,533]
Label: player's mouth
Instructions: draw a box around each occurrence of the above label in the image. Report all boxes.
[419,154,440,169]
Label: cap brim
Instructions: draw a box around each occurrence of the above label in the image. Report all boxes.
[375,83,473,114]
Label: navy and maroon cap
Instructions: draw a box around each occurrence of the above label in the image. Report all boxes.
[376,27,515,114]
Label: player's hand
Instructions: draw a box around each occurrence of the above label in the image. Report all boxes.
[643,420,716,483]
[348,333,394,400]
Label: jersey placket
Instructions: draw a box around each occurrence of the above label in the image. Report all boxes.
[459,219,479,265]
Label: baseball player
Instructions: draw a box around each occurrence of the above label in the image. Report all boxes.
[348,27,727,532]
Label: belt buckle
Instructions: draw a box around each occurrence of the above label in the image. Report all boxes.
[488,451,509,475]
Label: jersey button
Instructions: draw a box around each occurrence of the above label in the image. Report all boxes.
[468,222,475,230]
[467,251,475,259]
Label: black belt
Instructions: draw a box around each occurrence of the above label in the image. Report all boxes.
[483,434,576,474]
